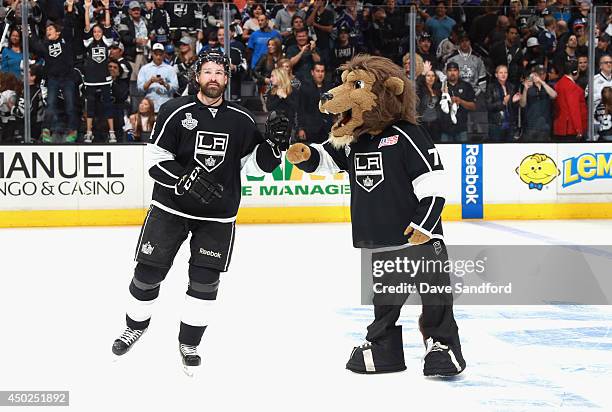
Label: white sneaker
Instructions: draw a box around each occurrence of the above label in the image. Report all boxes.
[108,131,117,143]
[83,131,93,143]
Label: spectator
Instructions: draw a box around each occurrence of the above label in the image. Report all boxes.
[1,29,23,79]
[522,37,547,77]
[331,25,359,83]
[487,16,510,48]
[439,61,476,143]
[446,33,487,97]
[425,1,456,49]
[297,62,333,143]
[384,0,407,42]
[278,57,301,90]
[137,43,178,112]
[217,26,248,102]
[253,37,283,90]
[82,0,116,143]
[547,64,561,88]
[305,0,334,65]
[470,1,499,49]
[335,0,365,49]
[595,33,611,67]
[553,61,587,142]
[538,15,558,56]
[109,42,133,86]
[265,68,298,137]
[247,12,281,69]
[489,25,522,84]
[594,86,612,142]
[416,64,443,142]
[286,28,321,82]
[128,97,156,141]
[29,0,79,143]
[593,54,612,109]
[576,55,589,91]
[436,24,462,66]
[572,19,589,55]
[555,19,570,48]
[554,34,578,74]
[148,0,171,45]
[550,0,572,24]
[119,1,151,82]
[165,0,200,33]
[519,65,557,142]
[15,64,46,142]
[175,36,197,95]
[275,0,305,39]
[108,59,130,140]
[242,4,269,43]
[403,53,424,79]
[416,32,440,71]
[0,72,21,143]
[284,14,306,49]
[485,65,520,142]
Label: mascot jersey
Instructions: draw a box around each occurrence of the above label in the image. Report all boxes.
[297,120,445,248]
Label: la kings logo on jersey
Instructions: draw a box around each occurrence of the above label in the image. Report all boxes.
[174,4,188,17]
[182,113,198,130]
[91,46,107,63]
[354,152,384,192]
[49,42,62,58]
[194,131,229,172]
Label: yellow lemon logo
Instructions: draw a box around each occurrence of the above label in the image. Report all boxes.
[515,154,560,190]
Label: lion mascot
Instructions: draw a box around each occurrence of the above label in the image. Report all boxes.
[287,55,466,376]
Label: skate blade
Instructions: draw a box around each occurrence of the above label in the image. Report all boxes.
[182,364,197,377]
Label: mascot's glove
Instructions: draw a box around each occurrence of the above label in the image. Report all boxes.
[286,143,311,164]
[404,226,431,246]
[176,165,223,205]
[264,111,290,151]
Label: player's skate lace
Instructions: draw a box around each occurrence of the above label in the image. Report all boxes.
[423,337,448,359]
[180,344,198,357]
[119,327,144,346]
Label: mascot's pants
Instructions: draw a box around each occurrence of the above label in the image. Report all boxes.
[365,239,461,348]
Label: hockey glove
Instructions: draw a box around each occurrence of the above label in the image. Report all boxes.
[264,111,290,151]
[176,166,223,205]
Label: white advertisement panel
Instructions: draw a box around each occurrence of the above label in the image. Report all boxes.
[556,143,612,195]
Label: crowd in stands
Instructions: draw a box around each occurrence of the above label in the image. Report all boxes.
[0,0,611,144]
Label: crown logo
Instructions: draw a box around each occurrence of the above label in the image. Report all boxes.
[141,241,154,255]
[205,156,217,167]
[362,176,374,187]
[181,113,198,130]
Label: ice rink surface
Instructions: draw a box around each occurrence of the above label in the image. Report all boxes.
[1,219,611,411]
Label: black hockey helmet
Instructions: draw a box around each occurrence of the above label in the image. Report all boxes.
[193,49,230,76]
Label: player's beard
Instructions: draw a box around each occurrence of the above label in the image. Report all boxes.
[201,81,225,99]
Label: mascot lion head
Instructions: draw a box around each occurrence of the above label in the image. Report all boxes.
[319,54,417,148]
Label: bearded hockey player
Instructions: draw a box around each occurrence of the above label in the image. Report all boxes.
[111,50,290,376]
[286,55,466,376]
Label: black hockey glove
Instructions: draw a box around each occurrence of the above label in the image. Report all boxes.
[176,166,223,205]
[264,111,290,151]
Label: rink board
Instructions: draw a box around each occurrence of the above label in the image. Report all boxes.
[0,143,611,227]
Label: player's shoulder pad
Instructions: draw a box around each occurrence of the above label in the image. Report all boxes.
[226,102,257,125]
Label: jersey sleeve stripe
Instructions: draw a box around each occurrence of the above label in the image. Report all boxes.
[152,102,197,145]
[412,170,447,201]
[313,143,342,174]
[157,163,179,179]
[392,125,432,172]
[227,105,255,124]
[419,196,436,227]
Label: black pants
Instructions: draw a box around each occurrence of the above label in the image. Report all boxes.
[366,239,461,348]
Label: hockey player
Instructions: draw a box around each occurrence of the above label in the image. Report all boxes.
[286,55,466,376]
[111,49,290,375]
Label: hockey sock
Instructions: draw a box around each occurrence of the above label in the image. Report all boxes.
[125,263,169,330]
[178,265,220,346]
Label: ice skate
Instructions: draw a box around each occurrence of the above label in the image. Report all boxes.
[179,343,201,377]
[111,327,146,358]
[346,326,406,374]
[422,337,465,377]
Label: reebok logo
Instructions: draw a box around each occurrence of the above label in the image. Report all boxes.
[200,248,222,258]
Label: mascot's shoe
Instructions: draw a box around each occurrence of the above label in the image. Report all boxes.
[346,326,407,374]
[422,337,466,377]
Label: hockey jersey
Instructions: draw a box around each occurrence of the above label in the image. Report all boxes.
[147,95,281,221]
[297,121,446,248]
[446,50,487,96]
[83,26,114,86]
[595,103,612,139]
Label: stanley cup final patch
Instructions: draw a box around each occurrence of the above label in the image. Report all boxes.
[181,113,198,130]
[354,152,384,192]
[194,131,229,172]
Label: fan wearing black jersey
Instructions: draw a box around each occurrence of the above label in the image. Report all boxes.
[111,50,290,376]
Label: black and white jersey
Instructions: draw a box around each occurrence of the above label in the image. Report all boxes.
[165,0,198,30]
[298,121,445,248]
[147,95,281,221]
[83,26,114,86]
[595,103,612,138]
